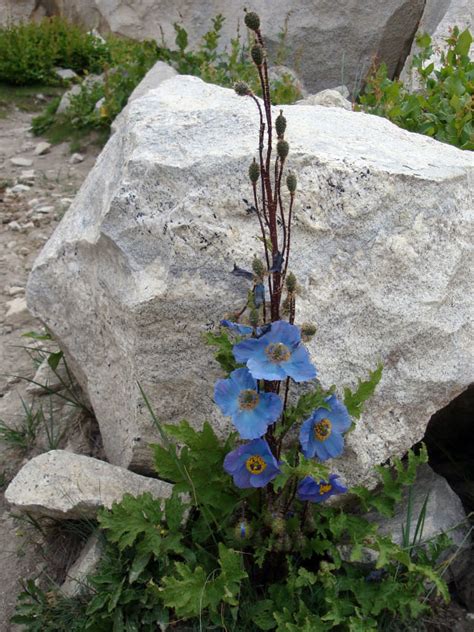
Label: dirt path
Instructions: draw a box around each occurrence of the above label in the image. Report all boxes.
[0,99,100,630]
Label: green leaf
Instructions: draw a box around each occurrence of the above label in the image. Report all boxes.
[47,350,63,370]
[249,599,277,630]
[454,28,473,56]
[203,330,242,375]
[343,363,383,419]
[276,384,334,439]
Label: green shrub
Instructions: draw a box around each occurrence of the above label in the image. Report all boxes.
[358,27,474,150]
[0,17,110,85]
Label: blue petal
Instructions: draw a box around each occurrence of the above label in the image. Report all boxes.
[214,378,240,416]
[317,431,344,460]
[247,355,287,380]
[282,345,317,382]
[233,409,268,439]
[233,338,264,364]
[266,320,301,348]
[258,392,283,424]
[299,417,314,457]
[325,395,351,432]
[233,469,251,488]
[221,320,254,335]
[230,367,257,391]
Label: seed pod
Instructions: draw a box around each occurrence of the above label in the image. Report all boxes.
[275,110,286,137]
[286,172,297,193]
[248,159,260,183]
[251,44,264,66]
[252,256,265,279]
[286,272,297,293]
[234,81,251,96]
[277,139,289,160]
[244,11,260,32]
[271,516,286,536]
[301,322,317,342]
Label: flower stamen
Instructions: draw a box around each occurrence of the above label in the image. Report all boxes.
[266,342,291,364]
[319,483,332,495]
[238,389,260,410]
[314,418,332,442]
[245,455,267,474]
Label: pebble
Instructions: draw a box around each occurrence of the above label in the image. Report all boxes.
[22,222,35,231]
[35,206,54,214]
[5,297,29,325]
[8,286,24,296]
[34,142,52,156]
[19,247,30,256]
[10,184,30,194]
[6,241,17,249]
[55,68,78,81]
[69,153,85,164]
[19,170,36,182]
[8,221,21,232]
[60,197,74,205]
[10,157,33,167]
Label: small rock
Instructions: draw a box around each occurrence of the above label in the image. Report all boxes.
[332,85,350,99]
[55,68,78,81]
[8,286,24,296]
[5,450,174,519]
[10,157,33,167]
[61,534,103,597]
[36,93,47,101]
[6,241,17,249]
[5,297,29,325]
[8,221,21,231]
[34,142,52,156]
[21,222,35,231]
[26,356,67,395]
[60,197,74,205]
[297,89,352,110]
[94,97,105,113]
[35,206,54,214]
[19,247,30,256]
[69,153,85,164]
[10,184,30,194]
[19,170,36,183]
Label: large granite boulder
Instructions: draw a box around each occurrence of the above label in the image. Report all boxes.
[27,76,474,482]
[1,0,428,94]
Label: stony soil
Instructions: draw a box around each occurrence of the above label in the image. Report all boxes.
[0,96,100,630]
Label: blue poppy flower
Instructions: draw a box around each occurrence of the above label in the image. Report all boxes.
[223,439,281,488]
[233,320,317,382]
[220,320,254,335]
[214,368,282,439]
[297,474,347,503]
[299,395,351,461]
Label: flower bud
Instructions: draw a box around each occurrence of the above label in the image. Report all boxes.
[275,110,286,138]
[244,11,260,32]
[234,520,252,541]
[285,272,297,293]
[234,81,251,96]
[301,322,317,342]
[251,44,264,66]
[286,173,297,193]
[248,159,260,183]
[277,139,289,160]
[252,256,265,278]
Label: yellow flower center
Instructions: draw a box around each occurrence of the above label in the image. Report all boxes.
[245,455,267,474]
[314,418,332,441]
[319,483,332,495]
[238,389,259,410]
[266,342,291,363]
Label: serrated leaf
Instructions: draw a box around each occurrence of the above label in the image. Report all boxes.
[343,364,383,419]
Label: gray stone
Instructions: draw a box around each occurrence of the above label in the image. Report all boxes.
[268,65,307,99]
[10,157,33,167]
[5,297,29,326]
[7,221,21,232]
[10,184,30,194]
[34,141,52,156]
[57,74,103,115]
[27,76,474,479]
[26,356,67,395]
[69,152,85,164]
[127,61,177,105]
[297,89,352,110]
[55,67,79,81]
[370,465,470,581]
[61,534,103,597]
[5,450,173,519]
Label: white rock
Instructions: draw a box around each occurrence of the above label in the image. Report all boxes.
[7,221,21,232]
[5,450,173,519]
[10,157,33,167]
[55,67,78,81]
[128,61,177,105]
[61,534,103,597]
[57,74,104,115]
[5,297,29,325]
[21,221,35,230]
[27,77,474,479]
[7,286,24,296]
[10,184,30,194]
[26,356,67,395]
[35,206,55,214]
[34,141,52,156]
[298,89,352,110]
[94,96,105,113]
[19,169,36,182]
[69,153,85,164]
